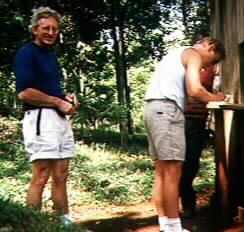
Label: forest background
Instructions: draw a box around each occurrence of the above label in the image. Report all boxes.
[0,0,210,144]
[0,1,214,231]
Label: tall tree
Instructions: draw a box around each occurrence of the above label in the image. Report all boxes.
[99,0,172,145]
[2,0,211,142]
[52,0,171,145]
[0,0,29,115]
[174,0,210,40]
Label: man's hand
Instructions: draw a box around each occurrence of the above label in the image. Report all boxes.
[65,93,79,109]
[212,92,225,102]
[57,99,75,115]
[18,88,76,115]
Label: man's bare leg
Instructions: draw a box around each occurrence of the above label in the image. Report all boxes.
[26,160,51,209]
[154,160,183,231]
[51,159,70,215]
[154,160,166,217]
[154,160,182,217]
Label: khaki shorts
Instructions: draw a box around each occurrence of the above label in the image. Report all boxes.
[22,108,75,162]
[144,100,185,161]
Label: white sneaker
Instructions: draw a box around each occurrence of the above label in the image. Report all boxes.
[60,215,73,225]
[165,229,190,232]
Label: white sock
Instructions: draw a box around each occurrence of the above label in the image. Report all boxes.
[167,218,182,232]
[158,216,168,231]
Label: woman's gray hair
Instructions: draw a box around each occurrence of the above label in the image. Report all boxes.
[29,7,61,32]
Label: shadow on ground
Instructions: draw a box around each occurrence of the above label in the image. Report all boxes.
[78,205,218,232]
[79,204,244,232]
[182,205,218,232]
[79,212,158,232]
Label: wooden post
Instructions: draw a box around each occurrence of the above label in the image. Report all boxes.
[207,103,244,228]
[238,207,244,224]
[214,109,232,227]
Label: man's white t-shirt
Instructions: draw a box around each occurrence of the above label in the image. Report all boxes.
[145,46,189,110]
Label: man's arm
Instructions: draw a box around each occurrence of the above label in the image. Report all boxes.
[18,88,75,115]
[182,48,225,102]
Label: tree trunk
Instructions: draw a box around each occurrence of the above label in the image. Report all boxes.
[181,0,190,35]
[120,30,134,135]
[111,3,129,146]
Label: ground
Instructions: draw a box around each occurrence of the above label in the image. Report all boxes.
[68,190,244,232]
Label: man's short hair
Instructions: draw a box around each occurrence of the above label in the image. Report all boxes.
[29,7,61,32]
[192,35,226,61]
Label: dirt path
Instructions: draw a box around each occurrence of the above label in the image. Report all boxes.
[69,193,244,232]
[74,201,217,232]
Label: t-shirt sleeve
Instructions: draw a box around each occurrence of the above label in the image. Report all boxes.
[14,47,34,94]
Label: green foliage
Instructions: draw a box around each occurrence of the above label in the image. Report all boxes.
[0,1,29,70]
[55,16,119,127]
[0,72,23,118]
[0,117,216,208]
[0,116,217,232]
[0,1,29,117]
[193,148,216,191]
[174,0,210,41]
[0,116,84,232]
[129,60,155,132]
[0,197,85,232]
[1,0,211,131]
[69,141,153,204]
[107,0,173,62]
[0,4,216,225]
[73,127,148,149]
[0,117,30,202]
[0,117,152,206]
